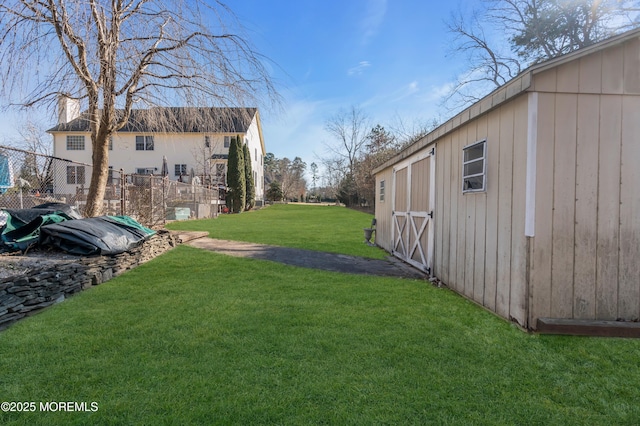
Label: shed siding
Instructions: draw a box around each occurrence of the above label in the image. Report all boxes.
[375,31,640,330]
[375,168,394,252]
[528,35,640,325]
[434,96,529,326]
[531,93,640,323]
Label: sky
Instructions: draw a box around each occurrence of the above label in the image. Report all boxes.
[229,0,477,168]
[0,0,481,175]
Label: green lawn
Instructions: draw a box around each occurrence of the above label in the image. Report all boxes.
[165,203,387,259]
[1,205,640,424]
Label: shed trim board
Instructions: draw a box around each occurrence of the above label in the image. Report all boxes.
[374,28,640,330]
[525,92,538,237]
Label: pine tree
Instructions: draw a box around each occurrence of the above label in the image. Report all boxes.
[226,135,246,213]
[243,142,255,210]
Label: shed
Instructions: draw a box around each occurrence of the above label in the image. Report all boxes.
[373,28,640,330]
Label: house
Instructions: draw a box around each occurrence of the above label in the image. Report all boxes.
[373,28,640,330]
[47,105,266,204]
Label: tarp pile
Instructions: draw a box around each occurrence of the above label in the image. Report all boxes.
[0,202,156,255]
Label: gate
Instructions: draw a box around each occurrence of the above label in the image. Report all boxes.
[391,148,436,274]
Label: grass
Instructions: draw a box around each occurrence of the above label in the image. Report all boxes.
[1,204,640,424]
[165,203,387,259]
[0,246,640,424]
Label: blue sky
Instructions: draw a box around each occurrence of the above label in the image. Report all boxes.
[0,0,480,171]
[230,0,478,167]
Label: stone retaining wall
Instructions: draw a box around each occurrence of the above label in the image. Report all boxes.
[0,230,176,331]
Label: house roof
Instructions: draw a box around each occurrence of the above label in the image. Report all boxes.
[373,27,640,174]
[47,107,258,134]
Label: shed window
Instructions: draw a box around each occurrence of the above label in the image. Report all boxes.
[224,136,230,148]
[380,180,385,202]
[462,140,486,192]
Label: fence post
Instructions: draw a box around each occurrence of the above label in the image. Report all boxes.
[149,175,154,224]
[120,169,126,216]
[162,177,166,225]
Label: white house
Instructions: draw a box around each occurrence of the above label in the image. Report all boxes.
[47,104,266,204]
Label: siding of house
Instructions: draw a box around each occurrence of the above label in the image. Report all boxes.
[528,35,640,324]
[51,112,265,200]
[434,96,529,327]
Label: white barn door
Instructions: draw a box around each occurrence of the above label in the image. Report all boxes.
[391,149,436,274]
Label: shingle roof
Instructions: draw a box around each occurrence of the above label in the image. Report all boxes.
[48,107,257,134]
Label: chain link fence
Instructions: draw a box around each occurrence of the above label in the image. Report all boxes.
[0,145,220,227]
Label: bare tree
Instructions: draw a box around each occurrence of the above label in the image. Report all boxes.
[444,0,639,111]
[443,10,522,110]
[324,106,370,178]
[0,0,277,216]
[3,120,55,193]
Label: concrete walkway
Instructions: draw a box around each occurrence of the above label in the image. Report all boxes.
[182,235,425,279]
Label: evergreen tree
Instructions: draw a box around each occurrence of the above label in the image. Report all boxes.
[266,181,283,202]
[226,135,246,213]
[243,143,255,210]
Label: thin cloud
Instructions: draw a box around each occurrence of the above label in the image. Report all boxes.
[347,61,372,76]
[360,0,387,45]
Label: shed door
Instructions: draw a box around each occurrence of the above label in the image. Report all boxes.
[391,149,436,274]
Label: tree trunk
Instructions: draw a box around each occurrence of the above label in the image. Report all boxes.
[84,132,110,217]
[84,102,113,217]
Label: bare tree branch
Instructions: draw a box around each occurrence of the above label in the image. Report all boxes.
[0,0,280,216]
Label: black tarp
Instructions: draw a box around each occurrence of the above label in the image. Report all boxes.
[0,202,82,252]
[39,215,156,256]
[4,202,82,225]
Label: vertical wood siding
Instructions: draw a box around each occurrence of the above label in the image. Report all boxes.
[434,96,529,327]
[375,33,640,329]
[374,169,394,253]
[529,35,640,323]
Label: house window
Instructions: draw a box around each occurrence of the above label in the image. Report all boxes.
[135,135,154,151]
[107,167,114,185]
[109,137,113,150]
[66,165,85,184]
[136,168,154,175]
[66,135,85,150]
[380,180,385,202]
[205,136,211,148]
[224,136,230,148]
[174,164,187,176]
[462,140,486,192]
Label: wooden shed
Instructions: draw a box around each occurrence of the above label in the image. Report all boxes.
[373,28,640,330]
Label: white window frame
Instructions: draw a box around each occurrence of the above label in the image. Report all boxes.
[135,135,154,151]
[136,168,155,175]
[174,164,187,176]
[66,135,85,150]
[462,139,486,193]
[66,165,85,184]
[380,180,385,202]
